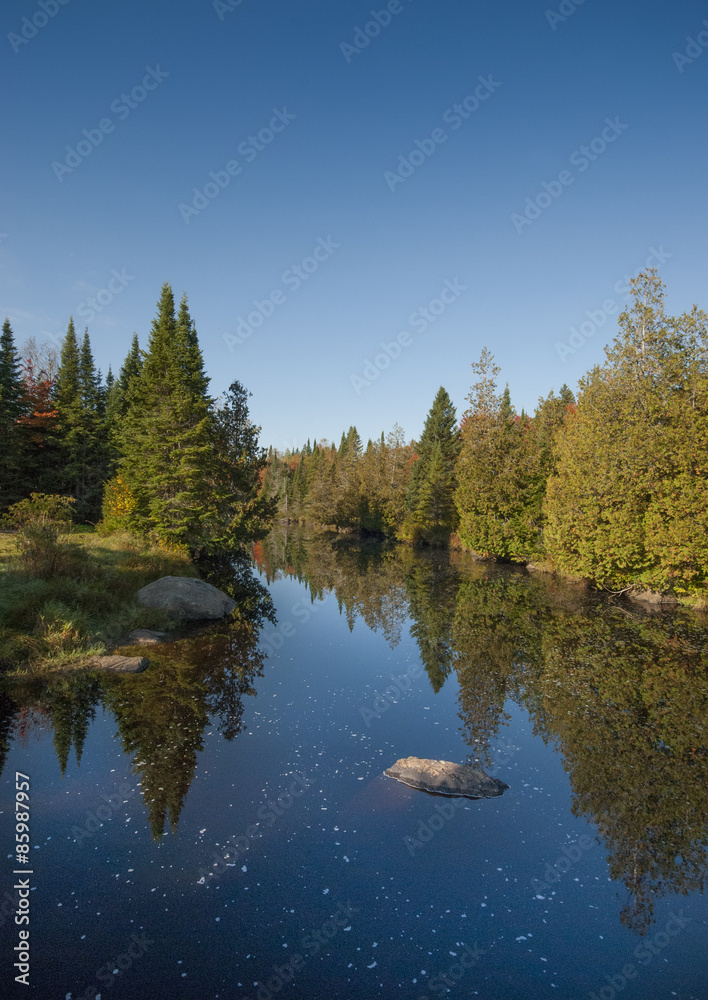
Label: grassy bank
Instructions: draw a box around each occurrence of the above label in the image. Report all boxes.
[0,529,198,675]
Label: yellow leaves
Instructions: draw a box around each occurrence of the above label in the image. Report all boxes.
[102,475,137,520]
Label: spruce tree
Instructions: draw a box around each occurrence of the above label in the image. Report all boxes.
[0,319,26,509]
[206,379,278,548]
[402,386,461,542]
[13,338,60,497]
[55,322,106,519]
[117,284,215,546]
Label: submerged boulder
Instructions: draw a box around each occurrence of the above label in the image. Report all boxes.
[88,655,149,674]
[385,757,508,799]
[126,629,168,645]
[628,589,678,606]
[137,576,235,620]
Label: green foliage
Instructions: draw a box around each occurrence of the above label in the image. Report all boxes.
[55,321,108,520]
[0,319,27,509]
[264,423,413,537]
[455,352,535,560]
[204,380,278,550]
[2,493,77,578]
[544,269,708,597]
[0,529,196,671]
[401,387,461,543]
[117,284,214,545]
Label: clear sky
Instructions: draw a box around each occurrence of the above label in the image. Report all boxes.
[2,0,706,450]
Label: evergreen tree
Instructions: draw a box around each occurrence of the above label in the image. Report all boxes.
[0,319,27,509]
[55,318,81,416]
[118,334,143,407]
[402,386,461,542]
[14,338,60,497]
[544,270,708,596]
[206,379,278,549]
[55,322,106,520]
[454,350,537,561]
[117,284,215,546]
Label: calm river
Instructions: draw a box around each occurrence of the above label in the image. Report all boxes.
[1,527,706,999]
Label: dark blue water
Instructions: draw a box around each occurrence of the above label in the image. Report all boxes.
[1,532,707,999]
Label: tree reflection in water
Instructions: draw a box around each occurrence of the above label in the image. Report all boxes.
[1,532,706,932]
[256,527,708,935]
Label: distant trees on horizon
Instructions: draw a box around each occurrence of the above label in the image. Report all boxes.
[2,269,706,598]
[262,270,708,601]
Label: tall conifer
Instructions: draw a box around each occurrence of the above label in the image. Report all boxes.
[0,319,26,508]
[118,283,214,545]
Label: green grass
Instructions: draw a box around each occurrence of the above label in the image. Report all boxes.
[0,529,198,675]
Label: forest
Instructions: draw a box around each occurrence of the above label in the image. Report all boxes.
[0,281,275,552]
[262,270,708,602]
[1,268,707,604]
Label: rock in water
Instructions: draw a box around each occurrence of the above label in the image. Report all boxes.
[385,757,509,798]
[87,655,149,674]
[136,576,235,620]
[126,629,168,645]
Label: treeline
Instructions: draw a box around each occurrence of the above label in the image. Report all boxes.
[0,283,275,552]
[263,270,708,600]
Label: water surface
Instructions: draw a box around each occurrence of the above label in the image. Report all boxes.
[1,528,706,999]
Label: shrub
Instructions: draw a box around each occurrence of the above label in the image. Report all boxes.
[2,494,77,579]
[100,475,139,533]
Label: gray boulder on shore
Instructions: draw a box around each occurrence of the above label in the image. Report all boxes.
[385,757,509,799]
[136,576,235,620]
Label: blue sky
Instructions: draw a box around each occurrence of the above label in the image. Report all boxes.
[2,0,706,450]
